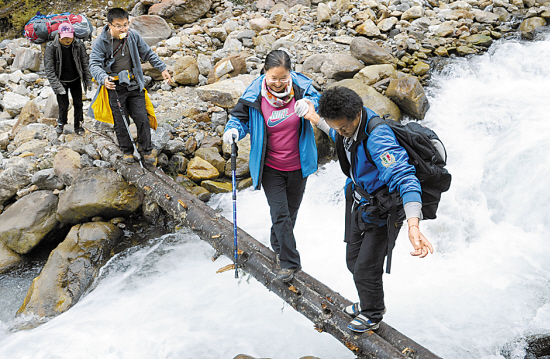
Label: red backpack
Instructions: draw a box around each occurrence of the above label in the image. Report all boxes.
[24,12,93,44]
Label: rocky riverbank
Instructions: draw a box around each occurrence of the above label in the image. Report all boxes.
[0,0,547,332]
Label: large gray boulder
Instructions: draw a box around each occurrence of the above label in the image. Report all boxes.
[17,222,122,318]
[0,190,59,254]
[320,54,364,80]
[350,37,395,66]
[57,167,143,224]
[32,168,65,191]
[385,76,430,120]
[196,75,256,108]
[0,157,37,205]
[130,15,172,46]
[3,92,31,117]
[0,241,21,273]
[53,148,82,186]
[148,0,212,25]
[12,48,42,72]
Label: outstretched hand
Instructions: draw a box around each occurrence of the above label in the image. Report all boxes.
[408,219,434,258]
[161,69,173,84]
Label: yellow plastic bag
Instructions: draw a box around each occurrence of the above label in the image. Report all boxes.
[89,85,157,130]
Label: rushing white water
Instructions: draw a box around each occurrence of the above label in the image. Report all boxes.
[1,32,550,358]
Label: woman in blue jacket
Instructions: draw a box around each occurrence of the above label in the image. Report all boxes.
[313,86,434,333]
[223,50,321,282]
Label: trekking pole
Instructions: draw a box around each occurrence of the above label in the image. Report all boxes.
[112,86,144,171]
[231,134,239,279]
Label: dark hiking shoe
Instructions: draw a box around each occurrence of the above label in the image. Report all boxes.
[74,127,85,136]
[143,152,157,166]
[56,124,64,135]
[348,314,380,333]
[276,266,300,282]
[123,153,134,164]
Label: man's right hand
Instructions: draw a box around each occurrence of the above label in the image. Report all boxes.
[104,76,116,90]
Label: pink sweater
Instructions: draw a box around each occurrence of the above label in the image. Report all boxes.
[261,96,301,171]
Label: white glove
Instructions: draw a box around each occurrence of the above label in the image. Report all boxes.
[294,99,310,118]
[223,128,239,145]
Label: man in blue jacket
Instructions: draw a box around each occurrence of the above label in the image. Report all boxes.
[89,8,172,165]
[313,86,434,332]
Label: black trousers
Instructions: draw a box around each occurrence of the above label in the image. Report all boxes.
[345,185,401,323]
[57,79,83,127]
[108,85,152,155]
[261,166,307,270]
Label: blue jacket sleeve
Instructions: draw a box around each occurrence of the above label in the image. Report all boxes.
[367,124,422,205]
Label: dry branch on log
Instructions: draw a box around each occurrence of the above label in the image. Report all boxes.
[91,133,441,359]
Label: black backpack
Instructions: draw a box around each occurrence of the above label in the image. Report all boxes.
[366,116,452,220]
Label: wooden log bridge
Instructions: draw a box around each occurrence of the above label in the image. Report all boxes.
[91,133,442,359]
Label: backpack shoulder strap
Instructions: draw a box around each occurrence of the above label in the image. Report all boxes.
[364,116,385,164]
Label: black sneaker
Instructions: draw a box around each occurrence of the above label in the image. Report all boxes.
[348,314,380,333]
[74,127,85,136]
[56,124,64,135]
[276,266,300,282]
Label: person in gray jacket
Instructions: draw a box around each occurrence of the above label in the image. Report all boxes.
[44,22,92,135]
[88,7,172,165]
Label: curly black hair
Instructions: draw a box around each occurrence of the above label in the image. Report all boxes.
[318,86,363,122]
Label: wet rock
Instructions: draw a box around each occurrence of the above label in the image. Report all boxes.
[53,148,82,186]
[57,167,143,224]
[0,241,21,273]
[187,156,219,182]
[466,34,493,47]
[456,45,477,55]
[353,64,398,86]
[130,15,172,47]
[188,185,211,201]
[330,79,401,121]
[0,157,37,205]
[412,61,430,76]
[0,190,59,254]
[17,222,122,318]
[201,180,231,193]
[519,17,547,39]
[385,76,430,120]
[194,147,225,174]
[168,153,189,174]
[350,37,395,66]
